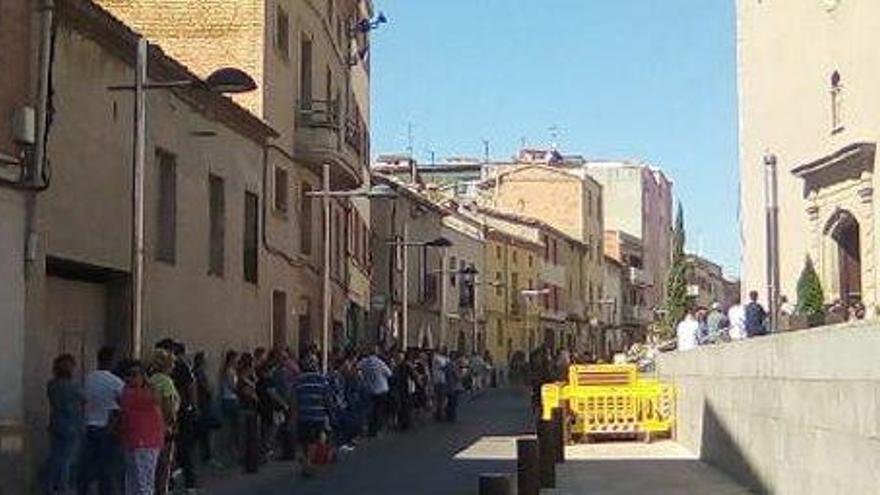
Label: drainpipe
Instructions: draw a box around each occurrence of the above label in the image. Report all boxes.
[32,0,54,189]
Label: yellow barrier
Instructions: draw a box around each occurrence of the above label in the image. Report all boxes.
[540,364,676,441]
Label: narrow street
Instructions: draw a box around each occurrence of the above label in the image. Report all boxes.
[207,387,533,495]
[205,387,748,495]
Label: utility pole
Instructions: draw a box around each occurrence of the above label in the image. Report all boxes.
[402,223,409,349]
[131,37,147,359]
[764,153,780,334]
[322,163,332,372]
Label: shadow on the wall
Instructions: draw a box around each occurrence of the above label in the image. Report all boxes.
[701,401,770,494]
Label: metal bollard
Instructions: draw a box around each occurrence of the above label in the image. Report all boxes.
[551,407,565,463]
[537,420,556,488]
[517,437,540,495]
[479,473,515,495]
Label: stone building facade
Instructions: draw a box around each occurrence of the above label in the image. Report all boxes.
[481,226,542,365]
[738,0,880,313]
[581,162,673,313]
[369,175,447,349]
[13,0,278,490]
[0,0,35,487]
[439,212,486,354]
[96,0,375,355]
[478,163,605,328]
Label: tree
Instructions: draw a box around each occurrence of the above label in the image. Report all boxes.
[796,256,824,317]
[660,203,688,338]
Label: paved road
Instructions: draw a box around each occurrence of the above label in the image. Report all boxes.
[206,387,748,495]
[207,387,533,495]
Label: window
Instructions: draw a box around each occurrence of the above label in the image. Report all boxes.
[831,70,843,132]
[496,320,504,346]
[512,250,518,264]
[528,254,534,268]
[156,149,177,264]
[588,190,593,217]
[496,245,502,259]
[208,174,225,276]
[275,5,290,59]
[272,290,287,347]
[300,183,313,255]
[449,256,457,287]
[300,36,313,107]
[274,166,288,213]
[244,191,259,283]
[552,239,558,264]
[495,272,502,296]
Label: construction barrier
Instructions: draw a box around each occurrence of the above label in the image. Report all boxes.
[541,364,675,442]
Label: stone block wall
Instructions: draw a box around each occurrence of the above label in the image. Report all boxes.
[656,322,880,494]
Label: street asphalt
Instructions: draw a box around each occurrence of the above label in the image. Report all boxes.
[205,387,534,495]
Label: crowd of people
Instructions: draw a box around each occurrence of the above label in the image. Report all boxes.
[41,340,496,494]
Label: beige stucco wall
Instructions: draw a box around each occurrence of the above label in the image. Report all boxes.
[738,0,880,310]
[585,163,672,311]
[440,216,485,352]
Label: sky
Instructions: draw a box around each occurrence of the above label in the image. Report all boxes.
[370,1,740,277]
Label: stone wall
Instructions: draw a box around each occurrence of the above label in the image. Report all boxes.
[656,322,880,494]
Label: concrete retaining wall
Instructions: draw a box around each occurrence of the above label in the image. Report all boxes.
[656,322,880,494]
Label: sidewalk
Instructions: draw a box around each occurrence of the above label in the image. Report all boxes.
[543,441,750,495]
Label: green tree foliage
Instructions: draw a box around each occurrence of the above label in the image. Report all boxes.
[661,203,688,338]
[796,256,824,316]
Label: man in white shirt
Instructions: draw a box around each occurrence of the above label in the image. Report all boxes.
[727,299,747,341]
[676,310,699,352]
[358,348,392,436]
[78,346,125,494]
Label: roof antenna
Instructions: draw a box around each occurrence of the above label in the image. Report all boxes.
[482,139,490,165]
[549,125,560,151]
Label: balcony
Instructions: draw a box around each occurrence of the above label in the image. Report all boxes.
[295,98,365,188]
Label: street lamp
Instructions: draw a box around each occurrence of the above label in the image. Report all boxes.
[109,37,257,359]
[764,153,780,334]
[306,164,396,372]
[386,235,452,349]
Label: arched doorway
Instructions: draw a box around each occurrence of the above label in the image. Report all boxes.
[826,210,861,304]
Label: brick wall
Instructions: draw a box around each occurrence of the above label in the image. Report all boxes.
[95,0,266,117]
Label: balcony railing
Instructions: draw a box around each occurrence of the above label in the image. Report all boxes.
[297,98,341,129]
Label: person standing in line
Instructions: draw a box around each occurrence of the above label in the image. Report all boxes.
[391,352,415,431]
[431,349,449,421]
[42,354,83,495]
[444,353,464,423]
[217,350,240,466]
[119,362,164,495]
[78,346,125,495]
[148,350,180,495]
[705,302,730,344]
[745,290,769,337]
[779,295,796,316]
[165,341,199,493]
[727,297,747,341]
[293,359,335,478]
[236,352,261,474]
[676,309,699,352]
[358,347,393,437]
[192,352,220,467]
